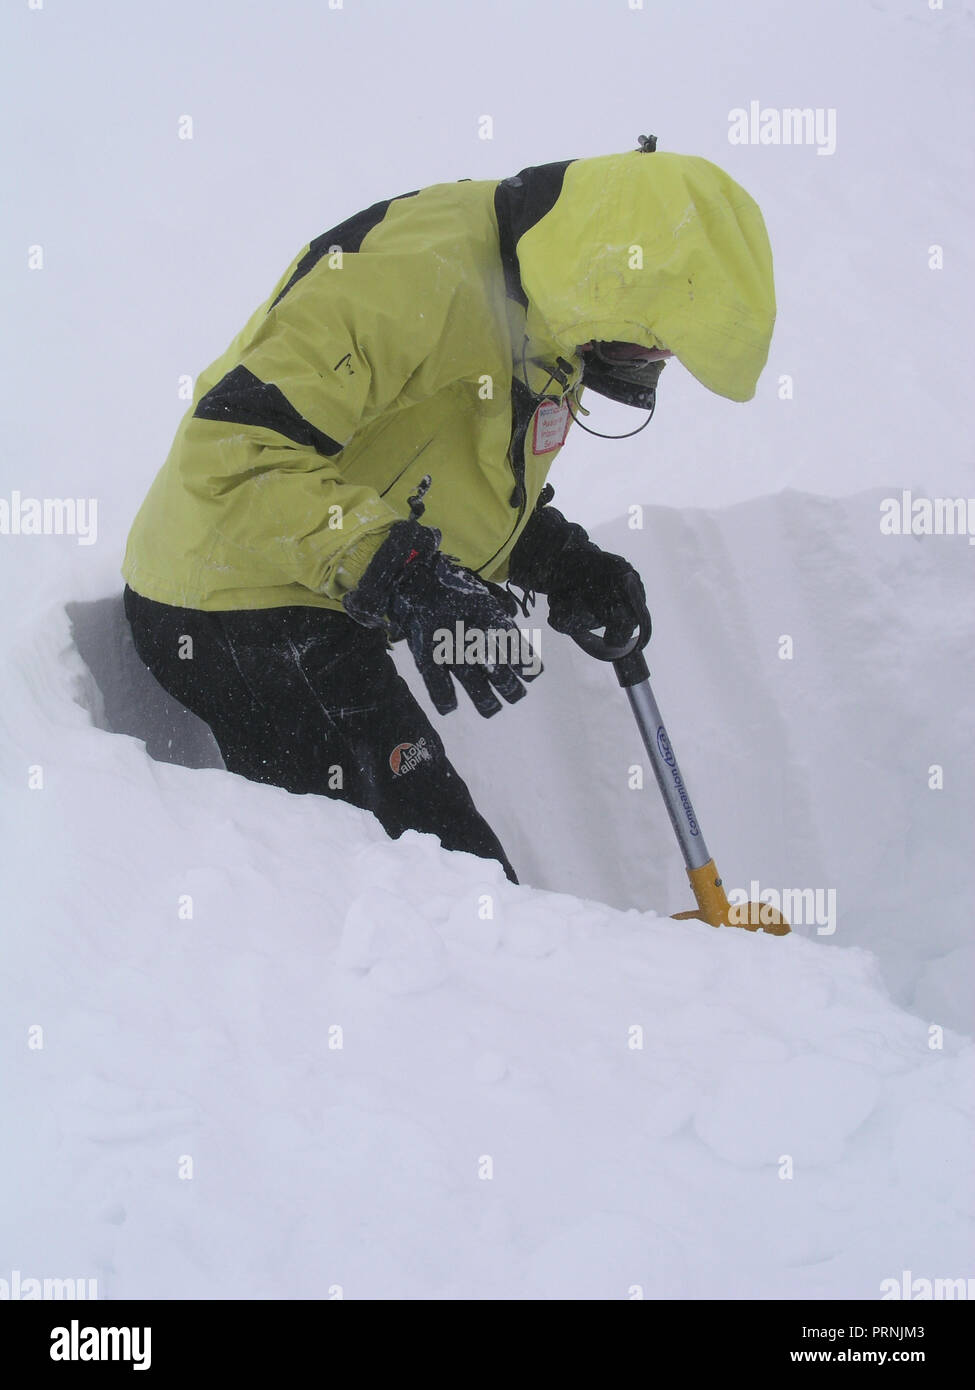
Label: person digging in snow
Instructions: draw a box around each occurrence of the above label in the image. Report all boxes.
[122,141,775,883]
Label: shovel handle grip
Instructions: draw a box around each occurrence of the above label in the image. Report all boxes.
[569,574,651,664]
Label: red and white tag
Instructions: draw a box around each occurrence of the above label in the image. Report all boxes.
[531,399,570,455]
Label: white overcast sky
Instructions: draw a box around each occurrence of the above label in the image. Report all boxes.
[3,0,971,541]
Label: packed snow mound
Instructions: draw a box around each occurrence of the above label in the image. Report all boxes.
[1,544,973,1298]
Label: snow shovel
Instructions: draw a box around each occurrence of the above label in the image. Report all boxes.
[572,579,789,935]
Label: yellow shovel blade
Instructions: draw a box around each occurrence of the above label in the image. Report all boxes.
[671,859,791,936]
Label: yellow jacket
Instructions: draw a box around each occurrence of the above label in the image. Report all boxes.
[122,151,775,612]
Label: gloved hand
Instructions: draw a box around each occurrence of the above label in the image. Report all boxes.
[508,501,650,649]
[344,520,542,717]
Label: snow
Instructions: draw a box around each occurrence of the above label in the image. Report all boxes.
[2,0,973,1301]
[438,488,975,1036]
[2,489,972,1298]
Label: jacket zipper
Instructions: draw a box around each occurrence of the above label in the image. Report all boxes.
[378,436,436,499]
[475,377,538,575]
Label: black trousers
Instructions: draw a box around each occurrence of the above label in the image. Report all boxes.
[123,586,516,881]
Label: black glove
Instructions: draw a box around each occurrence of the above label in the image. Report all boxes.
[344,521,542,718]
[508,502,650,649]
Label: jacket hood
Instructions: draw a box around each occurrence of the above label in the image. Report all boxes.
[510,151,776,403]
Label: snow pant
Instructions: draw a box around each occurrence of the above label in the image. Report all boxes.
[122,585,517,881]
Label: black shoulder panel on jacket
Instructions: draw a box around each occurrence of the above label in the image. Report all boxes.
[493,160,575,308]
[193,365,344,457]
[269,190,420,310]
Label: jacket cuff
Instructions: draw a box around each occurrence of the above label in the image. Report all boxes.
[507,504,591,594]
[342,519,440,627]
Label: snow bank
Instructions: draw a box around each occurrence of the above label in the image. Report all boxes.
[1,515,972,1298]
[438,488,975,1037]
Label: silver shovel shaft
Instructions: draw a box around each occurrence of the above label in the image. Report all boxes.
[568,581,712,875]
[571,598,789,936]
[624,677,712,872]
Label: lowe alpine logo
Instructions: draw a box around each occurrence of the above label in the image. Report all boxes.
[656,726,700,836]
[389,738,432,777]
